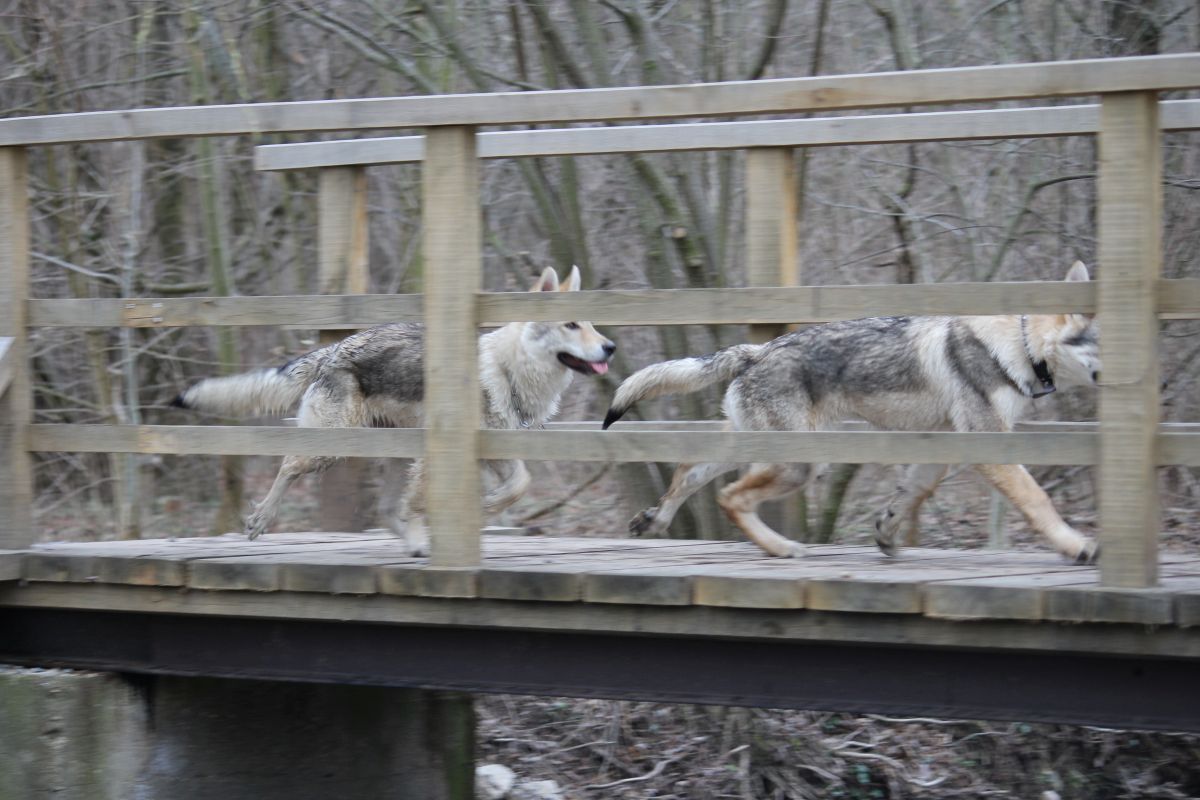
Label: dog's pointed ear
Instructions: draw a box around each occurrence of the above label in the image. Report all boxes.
[1065,260,1090,282]
[531,267,559,292]
[560,265,582,292]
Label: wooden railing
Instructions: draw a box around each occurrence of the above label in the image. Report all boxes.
[2,54,1199,588]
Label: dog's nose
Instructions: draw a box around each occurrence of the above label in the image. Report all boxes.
[603,342,617,357]
[1092,370,1100,383]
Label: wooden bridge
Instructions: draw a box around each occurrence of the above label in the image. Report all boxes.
[2,54,1200,731]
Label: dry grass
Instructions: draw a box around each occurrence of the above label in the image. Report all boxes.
[477,699,1200,799]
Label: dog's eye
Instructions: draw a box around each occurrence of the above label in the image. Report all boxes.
[564,322,580,330]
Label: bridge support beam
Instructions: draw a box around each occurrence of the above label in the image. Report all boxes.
[0,664,475,800]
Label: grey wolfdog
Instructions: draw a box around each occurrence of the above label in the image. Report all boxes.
[173,266,615,555]
[603,261,1100,564]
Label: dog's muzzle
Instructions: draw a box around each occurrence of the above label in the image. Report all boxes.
[558,352,611,375]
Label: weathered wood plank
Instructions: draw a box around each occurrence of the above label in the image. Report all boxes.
[30,531,393,554]
[1043,584,1178,625]
[188,560,282,592]
[806,575,928,615]
[478,568,584,602]
[739,148,796,537]
[3,54,1198,146]
[16,533,1200,625]
[0,338,13,399]
[23,553,98,583]
[1097,92,1162,589]
[693,573,807,609]
[423,125,482,568]
[25,423,1199,469]
[569,420,1200,434]
[282,562,378,595]
[583,569,696,606]
[255,100,1200,170]
[317,167,370,297]
[480,429,1100,465]
[0,148,32,549]
[24,278,1200,330]
[28,294,425,329]
[377,565,478,598]
[316,166,371,534]
[28,424,424,458]
[8,580,1200,659]
[476,281,1100,324]
[923,571,1098,621]
[0,551,22,581]
[24,534,400,588]
[746,147,798,344]
[1160,276,1200,320]
[88,556,186,587]
[1176,588,1200,628]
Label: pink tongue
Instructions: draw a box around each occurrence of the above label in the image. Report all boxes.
[590,361,609,375]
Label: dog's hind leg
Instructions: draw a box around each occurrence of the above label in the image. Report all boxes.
[482,459,532,515]
[629,461,738,537]
[717,464,809,558]
[243,381,360,539]
[245,454,335,539]
[390,459,430,557]
[973,463,1097,564]
[873,464,950,556]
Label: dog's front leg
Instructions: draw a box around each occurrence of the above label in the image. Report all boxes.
[389,459,430,557]
[874,464,950,556]
[973,463,1098,564]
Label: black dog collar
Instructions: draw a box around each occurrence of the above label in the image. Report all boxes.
[1021,315,1056,399]
[1030,359,1056,398]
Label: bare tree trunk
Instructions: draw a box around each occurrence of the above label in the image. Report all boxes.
[187,5,243,535]
[112,6,158,539]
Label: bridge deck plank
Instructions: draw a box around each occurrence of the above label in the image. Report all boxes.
[9,533,1200,627]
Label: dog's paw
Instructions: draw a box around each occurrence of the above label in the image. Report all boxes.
[782,541,807,559]
[244,514,268,541]
[628,508,659,537]
[873,507,900,557]
[1072,540,1100,566]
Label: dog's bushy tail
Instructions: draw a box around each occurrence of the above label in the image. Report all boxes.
[603,344,762,429]
[171,347,330,417]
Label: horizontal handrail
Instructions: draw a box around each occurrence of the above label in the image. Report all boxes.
[24,423,1200,467]
[556,420,1200,433]
[28,424,425,459]
[1,55,1198,146]
[28,295,425,329]
[0,337,13,398]
[24,279,1200,328]
[255,100,1200,170]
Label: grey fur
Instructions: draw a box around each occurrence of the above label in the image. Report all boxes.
[174,266,615,554]
[605,262,1102,564]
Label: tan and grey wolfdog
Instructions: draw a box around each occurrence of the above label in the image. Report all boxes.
[603,261,1100,564]
[173,266,615,555]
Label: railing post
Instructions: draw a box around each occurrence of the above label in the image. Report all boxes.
[746,147,800,538]
[317,166,370,532]
[422,126,482,567]
[1097,91,1161,588]
[0,147,33,549]
[745,148,798,344]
